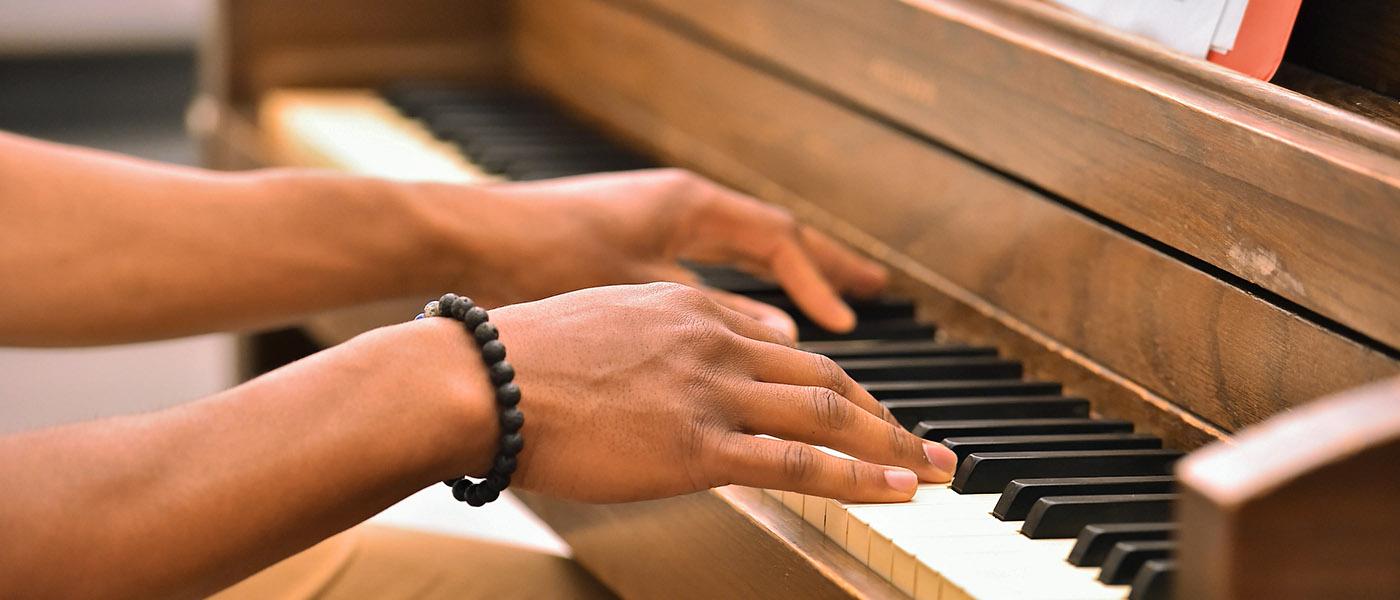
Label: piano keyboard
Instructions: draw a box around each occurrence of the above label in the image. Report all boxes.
[260,84,1180,600]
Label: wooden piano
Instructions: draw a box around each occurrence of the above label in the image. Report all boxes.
[195,1,1400,598]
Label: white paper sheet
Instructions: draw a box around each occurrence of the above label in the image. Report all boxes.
[1052,0,1242,59]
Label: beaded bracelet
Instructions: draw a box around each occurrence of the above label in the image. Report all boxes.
[416,293,522,507]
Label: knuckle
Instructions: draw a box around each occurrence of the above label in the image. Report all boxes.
[782,444,818,484]
[889,426,922,460]
[846,460,863,491]
[811,354,849,393]
[807,387,851,432]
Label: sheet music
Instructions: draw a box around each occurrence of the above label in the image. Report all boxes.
[1211,0,1250,53]
[1052,0,1248,59]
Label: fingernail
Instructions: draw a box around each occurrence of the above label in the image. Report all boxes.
[924,441,958,475]
[883,468,918,494]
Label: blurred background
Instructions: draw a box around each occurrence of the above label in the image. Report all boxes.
[0,0,236,434]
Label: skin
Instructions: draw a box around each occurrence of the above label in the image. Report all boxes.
[0,131,957,598]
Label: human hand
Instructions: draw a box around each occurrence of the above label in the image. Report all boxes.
[463,282,955,503]
[448,169,888,339]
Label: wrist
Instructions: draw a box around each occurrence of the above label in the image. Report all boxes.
[246,170,473,301]
[359,317,501,483]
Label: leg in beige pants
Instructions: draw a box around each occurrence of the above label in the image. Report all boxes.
[214,524,615,599]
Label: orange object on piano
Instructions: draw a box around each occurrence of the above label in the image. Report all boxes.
[1207,0,1303,79]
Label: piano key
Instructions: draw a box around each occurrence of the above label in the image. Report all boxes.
[994,475,1175,520]
[800,340,995,360]
[798,318,935,342]
[1127,558,1175,600]
[836,356,1022,381]
[1021,494,1178,539]
[952,449,1183,493]
[885,397,1090,428]
[915,418,1134,442]
[898,537,1126,600]
[1099,540,1176,584]
[476,148,642,173]
[749,294,918,322]
[943,433,1162,462]
[688,265,781,293]
[1069,522,1177,567]
[865,379,1062,400]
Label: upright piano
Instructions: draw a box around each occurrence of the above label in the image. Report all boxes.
[195,1,1400,598]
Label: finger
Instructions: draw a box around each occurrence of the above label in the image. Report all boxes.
[743,340,895,426]
[703,287,798,342]
[680,188,857,333]
[740,382,954,482]
[715,434,917,502]
[799,227,889,298]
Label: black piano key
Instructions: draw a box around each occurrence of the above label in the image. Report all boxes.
[801,340,995,360]
[864,380,1061,400]
[942,433,1160,462]
[798,318,935,342]
[456,132,613,156]
[1020,493,1178,539]
[914,418,1134,442]
[503,158,653,179]
[1099,540,1177,584]
[1069,522,1177,567]
[426,111,582,133]
[1127,558,1176,600]
[884,397,1090,428]
[951,449,1183,493]
[477,148,642,173]
[836,356,1022,381]
[689,265,781,294]
[993,475,1175,520]
[745,294,918,323]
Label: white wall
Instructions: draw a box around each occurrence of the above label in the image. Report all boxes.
[0,0,208,55]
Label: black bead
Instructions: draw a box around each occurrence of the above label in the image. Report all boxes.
[494,454,517,475]
[496,383,521,407]
[474,322,499,344]
[451,299,470,320]
[463,306,489,330]
[443,477,462,487]
[452,479,472,502]
[465,485,487,507]
[477,486,500,503]
[486,471,511,491]
[489,361,515,385]
[438,293,459,310]
[499,407,524,433]
[480,340,507,364]
[501,432,525,456]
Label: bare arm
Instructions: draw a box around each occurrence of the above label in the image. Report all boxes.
[0,286,957,599]
[0,131,466,345]
[0,131,888,347]
[0,318,496,598]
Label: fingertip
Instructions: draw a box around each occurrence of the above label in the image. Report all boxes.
[823,303,857,334]
[883,467,918,497]
[922,441,957,482]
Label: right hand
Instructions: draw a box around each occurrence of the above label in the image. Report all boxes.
[463,282,957,503]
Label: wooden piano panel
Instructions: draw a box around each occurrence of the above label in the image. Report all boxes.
[509,0,1399,436]
[514,486,904,600]
[208,0,511,105]
[611,0,1400,353]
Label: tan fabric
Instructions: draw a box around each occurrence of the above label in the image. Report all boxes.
[214,524,614,600]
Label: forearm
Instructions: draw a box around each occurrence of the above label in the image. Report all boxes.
[0,131,475,345]
[0,318,496,599]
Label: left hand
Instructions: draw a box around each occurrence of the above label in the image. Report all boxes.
[444,168,889,338]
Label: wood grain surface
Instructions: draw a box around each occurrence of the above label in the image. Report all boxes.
[613,0,1400,352]
[209,0,510,104]
[517,486,901,600]
[511,0,1399,433]
[1177,376,1400,600]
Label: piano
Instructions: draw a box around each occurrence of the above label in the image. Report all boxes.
[194,1,1400,598]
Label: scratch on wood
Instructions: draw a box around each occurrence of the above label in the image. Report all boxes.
[1226,243,1305,297]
